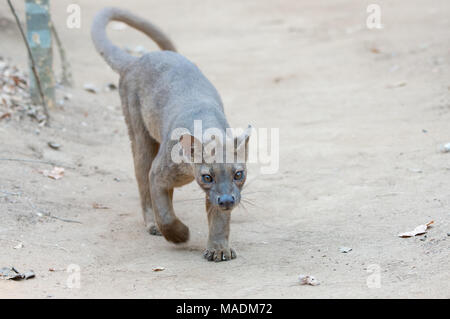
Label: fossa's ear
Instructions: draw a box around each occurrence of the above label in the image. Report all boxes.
[180,134,203,163]
[235,125,252,162]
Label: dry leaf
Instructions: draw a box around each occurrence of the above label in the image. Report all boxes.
[298,274,320,286]
[0,267,35,280]
[339,247,352,253]
[398,221,434,238]
[92,203,109,209]
[42,167,65,180]
[0,112,11,120]
[152,267,165,272]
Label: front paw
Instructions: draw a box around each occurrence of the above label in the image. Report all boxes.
[203,248,237,262]
[159,218,190,244]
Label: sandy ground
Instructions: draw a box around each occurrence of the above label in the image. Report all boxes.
[0,0,449,298]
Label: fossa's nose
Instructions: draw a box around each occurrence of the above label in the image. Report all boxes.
[218,194,235,209]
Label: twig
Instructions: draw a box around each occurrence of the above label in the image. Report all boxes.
[48,214,82,224]
[7,0,51,125]
[38,242,69,252]
[0,158,55,165]
[0,158,74,169]
[50,19,73,87]
[27,197,82,224]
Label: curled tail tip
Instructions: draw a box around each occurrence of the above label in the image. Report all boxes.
[91,7,177,73]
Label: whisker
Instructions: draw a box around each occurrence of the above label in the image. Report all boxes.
[242,202,257,209]
[237,201,249,213]
[242,198,258,205]
[241,198,268,212]
[242,190,269,195]
[174,197,204,203]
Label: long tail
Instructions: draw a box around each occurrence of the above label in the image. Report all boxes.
[91,7,176,73]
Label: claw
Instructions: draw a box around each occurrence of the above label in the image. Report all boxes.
[203,248,236,262]
[203,250,213,261]
[147,224,162,236]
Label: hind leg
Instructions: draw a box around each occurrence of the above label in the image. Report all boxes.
[133,131,161,235]
[122,95,161,235]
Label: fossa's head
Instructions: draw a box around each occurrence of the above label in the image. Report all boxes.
[195,162,246,211]
[180,126,251,212]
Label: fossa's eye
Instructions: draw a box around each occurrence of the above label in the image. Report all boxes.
[202,174,213,183]
[234,171,244,181]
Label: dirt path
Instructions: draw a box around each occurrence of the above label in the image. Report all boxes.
[0,0,449,298]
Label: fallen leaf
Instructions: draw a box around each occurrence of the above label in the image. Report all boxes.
[0,267,35,281]
[0,112,11,120]
[398,221,434,238]
[152,267,165,272]
[339,247,352,253]
[42,167,65,180]
[23,271,35,280]
[92,203,109,209]
[298,274,320,286]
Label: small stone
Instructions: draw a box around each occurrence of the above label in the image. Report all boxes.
[105,83,117,91]
[83,83,99,94]
[438,143,450,153]
[48,142,61,150]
